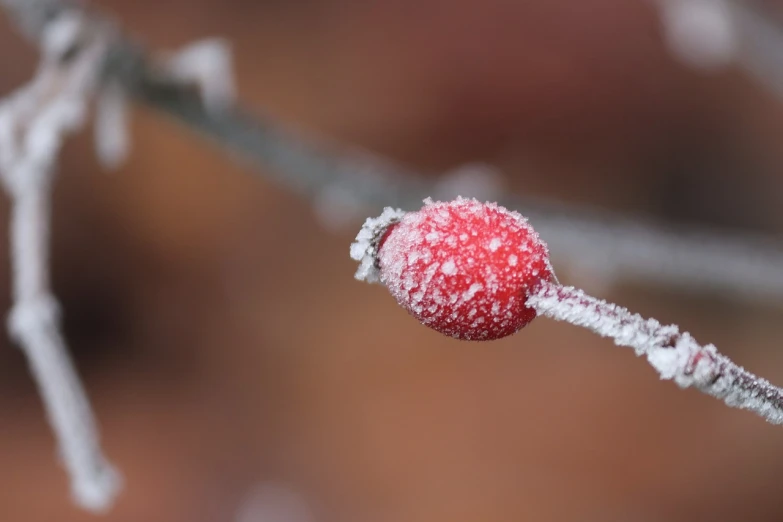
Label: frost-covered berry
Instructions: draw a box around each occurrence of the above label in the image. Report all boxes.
[351,197,553,340]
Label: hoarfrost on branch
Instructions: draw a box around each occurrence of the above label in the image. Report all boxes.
[529,282,783,425]
[0,8,121,512]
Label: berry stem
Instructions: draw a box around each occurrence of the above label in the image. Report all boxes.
[528,281,783,425]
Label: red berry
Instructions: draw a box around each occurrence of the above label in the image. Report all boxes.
[373,198,552,341]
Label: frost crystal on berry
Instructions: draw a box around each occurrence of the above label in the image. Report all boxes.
[355,197,553,341]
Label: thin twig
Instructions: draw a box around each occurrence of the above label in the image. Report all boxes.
[0,6,120,511]
[529,281,783,425]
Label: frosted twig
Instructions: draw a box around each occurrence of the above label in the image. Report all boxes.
[529,281,783,425]
[128,74,783,304]
[0,8,120,512]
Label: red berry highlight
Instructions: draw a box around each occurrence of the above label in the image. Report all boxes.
[369,198,552,340]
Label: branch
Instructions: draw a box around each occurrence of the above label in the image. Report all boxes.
[529,282,783,424]
[0,5,120,511]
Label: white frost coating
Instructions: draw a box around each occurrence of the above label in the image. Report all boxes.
[441,259,457,275]
[0,11,121,511]
[163,38,236,113]
[350,206,406,283]
[489,237,502,252]
[463,283,483,302]
[529,282,783,425]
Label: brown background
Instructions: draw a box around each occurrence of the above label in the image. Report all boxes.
[1,1,783,521]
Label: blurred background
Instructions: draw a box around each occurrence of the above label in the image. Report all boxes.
[2,0,783,520]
